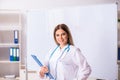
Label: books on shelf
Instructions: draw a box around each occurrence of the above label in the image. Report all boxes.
[10,47,19,61]
[9,30,19,61]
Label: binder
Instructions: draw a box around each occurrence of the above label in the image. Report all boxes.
[13,48,16,61]
[9,47,13,61]
[31,54,54,79]
[16,48,19,61]
[118,48,120,60]
[14,30,19,44]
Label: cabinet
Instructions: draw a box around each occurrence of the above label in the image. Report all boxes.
[0,10,24,80]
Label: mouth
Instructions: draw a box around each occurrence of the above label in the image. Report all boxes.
[58,39,64,43]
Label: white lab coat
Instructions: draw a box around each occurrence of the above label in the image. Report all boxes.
[43,44,91,80]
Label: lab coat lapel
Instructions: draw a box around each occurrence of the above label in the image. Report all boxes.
[60,44,69,59]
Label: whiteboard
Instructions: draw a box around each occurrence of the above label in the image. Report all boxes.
[27,4,117,80]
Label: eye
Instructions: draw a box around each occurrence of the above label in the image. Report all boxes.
[56,34,59,37]
[62,33,66,36]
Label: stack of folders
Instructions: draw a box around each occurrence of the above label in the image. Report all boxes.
[10,47,19,61]
[14,30,19,44]
[4,75,15,79]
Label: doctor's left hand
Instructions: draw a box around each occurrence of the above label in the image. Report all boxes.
[39,66,49,78]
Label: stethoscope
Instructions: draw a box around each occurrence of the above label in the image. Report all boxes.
[48,44,70,80]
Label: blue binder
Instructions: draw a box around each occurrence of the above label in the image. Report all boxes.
[31,54,54,79]
[14,30,19,44]
[10,47,13,61]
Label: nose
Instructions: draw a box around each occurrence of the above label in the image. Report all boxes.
[59,35,63,39]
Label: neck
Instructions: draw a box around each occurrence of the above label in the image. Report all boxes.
[60,44,68,49]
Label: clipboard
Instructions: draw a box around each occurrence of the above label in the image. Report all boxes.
[31,54,54,79]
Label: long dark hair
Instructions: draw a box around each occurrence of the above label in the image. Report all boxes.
[53,23,74,45]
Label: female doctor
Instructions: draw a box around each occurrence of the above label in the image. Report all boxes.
[39,24,91,80]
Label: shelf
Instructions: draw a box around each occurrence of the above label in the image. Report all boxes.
[0,77,19,80]
[0,25,21,31]
[0,9,24,80]
[0,10,21,31]
[0,9,21,14]
[0,43,20,47]
[0,61,20,63]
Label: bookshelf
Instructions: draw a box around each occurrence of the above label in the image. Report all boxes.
[0,10,25,80]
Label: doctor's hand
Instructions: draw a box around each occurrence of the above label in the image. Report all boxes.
[39,66,49,78]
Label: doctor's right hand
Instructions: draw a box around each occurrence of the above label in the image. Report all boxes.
[39,66,49,78]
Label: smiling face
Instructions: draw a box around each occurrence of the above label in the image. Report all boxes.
[54,24,74,47]
[55,29,68,48]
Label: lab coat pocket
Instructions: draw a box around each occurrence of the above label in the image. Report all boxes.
[60,53,73,65]
[59,54,75,80]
